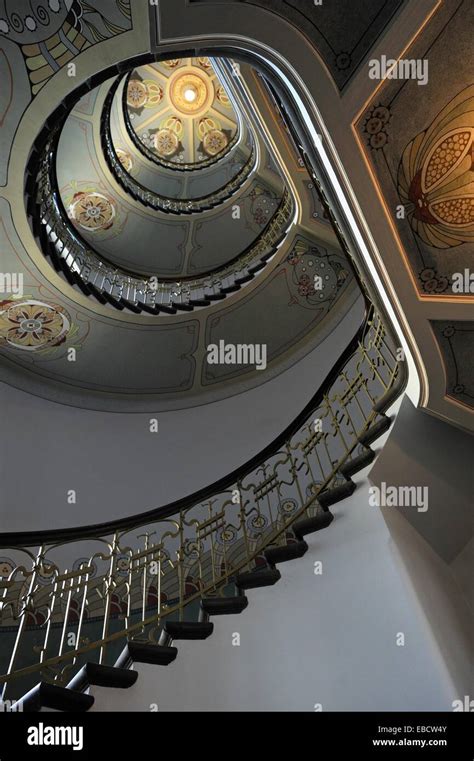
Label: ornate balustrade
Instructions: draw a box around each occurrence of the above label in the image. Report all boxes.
[0,308,405,701]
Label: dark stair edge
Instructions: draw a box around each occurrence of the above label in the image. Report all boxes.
[358,416,392,447]
[373,377,405,414]
[235,567,281,590]
[115,641,178,668]
[264,539,308,565]
[318,480,356,508]
[339,448,376,478]
[67,662,138,692]
[201,596,249,615]
[164,621,214,640]
[16,682,94,713]
[293,510,334,538]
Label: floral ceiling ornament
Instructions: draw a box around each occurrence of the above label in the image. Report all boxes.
[398,86,474,248]
[154,116,183,157]
[68,191,116,231]
[116,148,133,173]
[126,77,163,112]
[0,300,71,351]
[198,117,230,157]
[363,104,391,149]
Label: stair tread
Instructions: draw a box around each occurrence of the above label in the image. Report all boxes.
[19,682,94,712]
[236,567,281,589]
[294,511,334,537]
[264,540,308,564]
[358,416,391,446]
[201,596,248,615]
[68,662,138,690]
[318,481,356,507]
[165,621,214,640]
[125,641,178,666]
[340,449,375,478]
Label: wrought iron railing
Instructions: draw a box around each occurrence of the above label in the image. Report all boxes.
[0,307,405,701]
[34,132,295,315]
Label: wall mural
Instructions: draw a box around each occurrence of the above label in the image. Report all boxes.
[398,86,474,249]
[431,320,474,410]
[68,189,117,232]
[357,0,474,298]
[0,0,132,96]
[126,57,239,166]
[0,0,132,186]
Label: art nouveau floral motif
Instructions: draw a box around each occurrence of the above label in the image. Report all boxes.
[0,300,71,351]
[68,191,116,231]
[398,86,474,248]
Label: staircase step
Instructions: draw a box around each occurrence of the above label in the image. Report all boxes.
[236,567,281,590]
[164,621,214,640]
[264,540,308,565]
[17,682,94,712]
[373,380,404,414]
[118,641,178,667]
[201,596,248,616]
[318,481,356,508]
[358,416,392,447]
[340,449,376,478]
[293,510,333,537]
[67,662,138,692]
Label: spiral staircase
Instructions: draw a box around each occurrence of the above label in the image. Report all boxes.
[0,49,408,711]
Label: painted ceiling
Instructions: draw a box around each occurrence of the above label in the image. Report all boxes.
[0,0,470,428]
[0,25,359,412]
[125,57,240,166]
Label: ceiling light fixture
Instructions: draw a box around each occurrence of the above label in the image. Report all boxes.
[183,87,198,103]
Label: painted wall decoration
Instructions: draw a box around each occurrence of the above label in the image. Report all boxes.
[68,190,116,232]
[203,235,356,385]
[126,57,239,166]
[0,0,132,185]
[0,0,132,96]
[356,0,474,297]
[0,299,71,351]
[286,240,349,308]
[398,86,474,249]
[431,320,474,410]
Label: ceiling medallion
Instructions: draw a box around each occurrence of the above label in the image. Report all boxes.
[68,192,116,232]
[168,68,213,116]
[127,78,163,110]
[0,300,71,352]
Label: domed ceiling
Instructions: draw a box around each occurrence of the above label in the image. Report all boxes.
[125,57,240,167]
